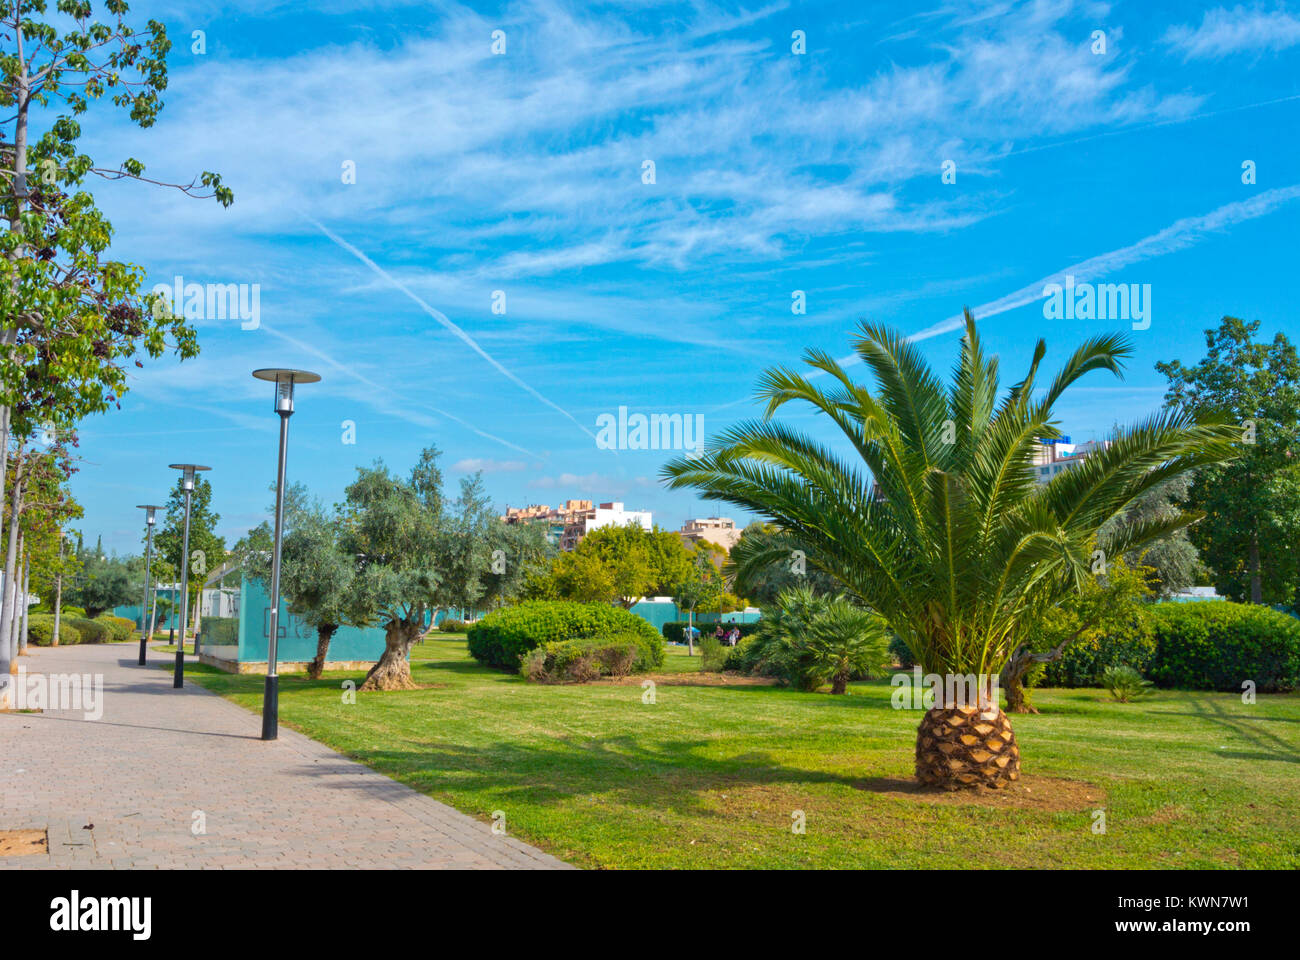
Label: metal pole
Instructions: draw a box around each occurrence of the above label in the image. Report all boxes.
[174,486,193,689]
[138,522,153,665]
[262,412,290,741]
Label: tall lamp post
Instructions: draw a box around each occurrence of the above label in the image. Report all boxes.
[135,504,161,666]
[167,464,210,688]
[252,368,320,741]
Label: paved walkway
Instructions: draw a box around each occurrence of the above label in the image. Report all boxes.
[0,643,571,869]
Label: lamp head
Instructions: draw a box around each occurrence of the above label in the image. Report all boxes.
[136,504,162,525]
[252,368,321,415]
[168,464,211,492]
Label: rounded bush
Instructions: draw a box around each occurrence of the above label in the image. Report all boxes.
[96,615,135,642]
[26,614,81,647]
[69,618,110,644]
[468,601,664,672]
[1148,601,1300,692]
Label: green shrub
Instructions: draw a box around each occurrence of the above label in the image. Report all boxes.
[700,635,728,672]
[1101,665,1154,702]
[723,635,754,671]
[520,635,644,683]
[69,618,110,644]
[1038,611,1157,688]
[439,618,468,633]
[468,601,664,672]
[95,615,135,642]
[1148,601,1300,692]
[26,614,81,647]
[889,634,915,668]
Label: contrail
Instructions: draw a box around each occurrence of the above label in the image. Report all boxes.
[260,321,541,458]
[709,183,1300,411]
[903,184,1300,344]
[301,213,597,442]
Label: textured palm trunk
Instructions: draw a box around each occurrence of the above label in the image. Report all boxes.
[830,668,849,695]
[359,620,420,691]
[916,702,1020,789]
[307,624,338,680]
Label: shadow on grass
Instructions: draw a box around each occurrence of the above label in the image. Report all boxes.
[292,730,867,821]
[1178,693,1300,764]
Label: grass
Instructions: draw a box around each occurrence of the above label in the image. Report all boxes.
[172,636,1300,869]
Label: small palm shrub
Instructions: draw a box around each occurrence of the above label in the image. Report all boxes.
[741,587,888,693]
[1101,665,1154,702]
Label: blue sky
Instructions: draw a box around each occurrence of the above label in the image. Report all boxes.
[63,0,1300,555]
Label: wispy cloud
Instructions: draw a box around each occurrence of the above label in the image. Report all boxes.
[1165,4,1300,59]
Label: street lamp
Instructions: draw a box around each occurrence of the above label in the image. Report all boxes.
[167,464,210,688]
[252,368,320,741]
[135,504,161,666]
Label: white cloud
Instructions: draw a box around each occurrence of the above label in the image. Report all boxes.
[1164,5,1300,59]
[453,458,530,473]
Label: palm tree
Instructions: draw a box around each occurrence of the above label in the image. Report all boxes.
[662,312,1237,790]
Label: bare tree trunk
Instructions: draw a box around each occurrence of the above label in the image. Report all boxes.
[1000,654,1040,714]
[0,442,26,670]
[359,619,421,691]
[17,549,29,655]
[52,562,63,647]
[1248,531,1262,604]
[307,624,337,680]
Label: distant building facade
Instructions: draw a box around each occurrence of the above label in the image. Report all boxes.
[679,517,741,551]
[501,499,653,551]
[1031,437,1112,483]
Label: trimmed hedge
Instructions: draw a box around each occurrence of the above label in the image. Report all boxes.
[663,620,758,643]
[1148,601,1300,692]
[96,615,136,642]
[26,614,81,647]
[468,601,664,672]
[69,618,110,644]
[439,619,468,633]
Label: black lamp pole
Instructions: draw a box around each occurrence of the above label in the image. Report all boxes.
[252,368,320,741]
[167,464,210,688]
[135,505,160,665]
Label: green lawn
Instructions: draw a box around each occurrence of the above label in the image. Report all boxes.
[173,637,1300,869]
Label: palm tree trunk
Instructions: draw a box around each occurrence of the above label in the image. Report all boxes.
[916,703,1020,789]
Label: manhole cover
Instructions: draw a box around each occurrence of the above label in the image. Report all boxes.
[0,829,49,856]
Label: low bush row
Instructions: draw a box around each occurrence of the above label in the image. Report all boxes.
[1035,600,1299,693]
[467,600,665,675]
[26,612,136,647]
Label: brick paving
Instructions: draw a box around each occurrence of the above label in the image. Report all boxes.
[0,643,571,869]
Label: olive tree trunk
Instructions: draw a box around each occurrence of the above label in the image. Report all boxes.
[307,624,338,680]
[359,619,423,691]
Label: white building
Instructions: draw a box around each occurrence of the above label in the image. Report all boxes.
[1031,438,1111,483]
[560,501,652,550]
